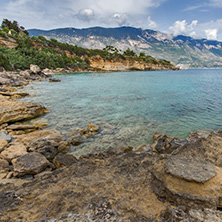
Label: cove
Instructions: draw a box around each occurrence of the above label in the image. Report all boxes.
[20,69,222,156]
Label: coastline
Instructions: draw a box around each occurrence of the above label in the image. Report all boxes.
[1,66,222,221]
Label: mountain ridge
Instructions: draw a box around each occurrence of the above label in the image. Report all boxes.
[28,26,222,68]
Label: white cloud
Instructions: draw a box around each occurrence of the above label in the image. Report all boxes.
[0,0,166,29]
[76,9,95,22]
[147,16,157,29]
[205,29,218,40]
[169,20,198,36]
[112,13,129,26]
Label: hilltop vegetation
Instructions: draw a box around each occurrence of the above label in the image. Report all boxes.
[0,19,176,71]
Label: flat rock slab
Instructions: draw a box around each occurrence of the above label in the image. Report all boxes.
[0,99,48,124]
[165,156,216,183]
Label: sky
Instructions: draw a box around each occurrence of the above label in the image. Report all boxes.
[1,0,222,41]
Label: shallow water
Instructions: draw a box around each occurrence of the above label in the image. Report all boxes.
[20,69,222,156]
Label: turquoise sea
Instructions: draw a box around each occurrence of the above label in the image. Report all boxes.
[20,69,222,156]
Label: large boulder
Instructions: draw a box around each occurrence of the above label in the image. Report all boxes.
[12,152,50,176]
[30,64,41,74]
[0,99,49,124]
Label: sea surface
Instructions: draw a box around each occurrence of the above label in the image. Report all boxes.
[20,69,222,156]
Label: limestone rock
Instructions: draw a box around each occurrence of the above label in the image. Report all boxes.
[152,132,187,154]
[0,159,9,170]
[1,143,27,161]
[165,156,217,183]
[7,124,40,133]
[88,123,100,132]
[19,70,30,79]
[70,133,83,146]
[49,78,61,82]
[0,77,11,85]
[12,152,50,176]
[0,99,49,124]
[30,64,41,74]
[0,139,8,152]
[0,131,12,142]
[53,154,77,168]
[28,137,59,160]
[57,141,71,153]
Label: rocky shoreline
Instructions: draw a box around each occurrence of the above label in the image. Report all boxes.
[1,66,222,221]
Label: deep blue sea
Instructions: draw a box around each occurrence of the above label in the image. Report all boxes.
[20,69,222,156]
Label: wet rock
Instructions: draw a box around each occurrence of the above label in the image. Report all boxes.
[12,152,50,176]
[132,144,152,153]
[70,133,83,146]
[0,99,49,124]
[0,131,12,142]
[30,64,41,74]
[57,141,71,153]
[165,156,217,183]
[152,132,187,154]
[0,139,8,151]
[53,154,77,168]
[88,123,100,132]
[1,143,27,161]
[49,78,61,82]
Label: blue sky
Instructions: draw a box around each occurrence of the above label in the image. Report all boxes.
[1,0,222,41]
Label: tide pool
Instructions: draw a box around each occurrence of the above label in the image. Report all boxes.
[20,69,222,156]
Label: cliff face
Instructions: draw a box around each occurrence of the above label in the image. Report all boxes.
[88,55,177,71]
[0,36,18,49]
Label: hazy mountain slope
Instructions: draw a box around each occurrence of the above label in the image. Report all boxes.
[28,26,222,68]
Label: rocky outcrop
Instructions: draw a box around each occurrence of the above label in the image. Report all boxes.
[0,36,18,49]
[0,99,49,124]
[1,129,222,221]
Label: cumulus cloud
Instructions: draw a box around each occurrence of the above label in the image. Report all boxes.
[76,9,95,22]
[112,13,129,26]
[205,29,218,40]
[147,16,157,29]
[169,20,198,36]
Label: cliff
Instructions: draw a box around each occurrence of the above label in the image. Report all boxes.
[88,55,177,71]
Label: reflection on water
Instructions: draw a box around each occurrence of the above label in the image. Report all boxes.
[20,69,222,156]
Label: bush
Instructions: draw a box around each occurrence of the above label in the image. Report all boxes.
[0,52,12,70]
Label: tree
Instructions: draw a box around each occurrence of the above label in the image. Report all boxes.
[123,48,137,57]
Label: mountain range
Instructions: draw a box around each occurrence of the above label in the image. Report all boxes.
[28,26,222,68]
